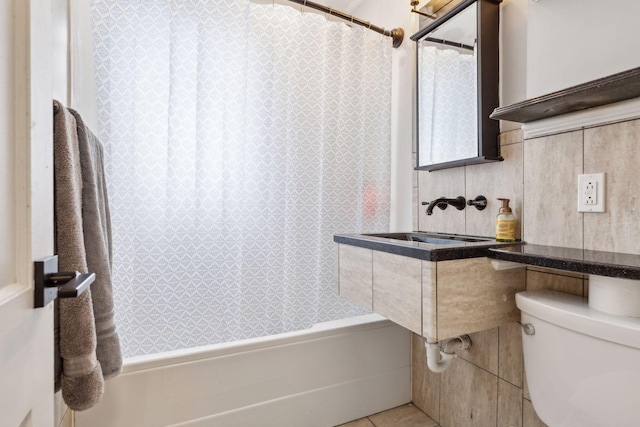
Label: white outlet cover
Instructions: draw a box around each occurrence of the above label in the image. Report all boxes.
[578,173,605,213]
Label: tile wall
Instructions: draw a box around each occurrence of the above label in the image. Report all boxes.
[55,391,73,427]
[411,117,640,426]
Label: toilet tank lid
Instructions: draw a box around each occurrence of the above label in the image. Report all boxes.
[516,290,640,349]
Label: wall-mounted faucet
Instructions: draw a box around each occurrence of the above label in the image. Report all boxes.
[422,196,466,215]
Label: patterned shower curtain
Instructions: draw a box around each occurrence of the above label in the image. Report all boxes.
[91,0,392,357]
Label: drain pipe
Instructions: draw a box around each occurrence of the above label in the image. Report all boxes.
[424,335,472,373]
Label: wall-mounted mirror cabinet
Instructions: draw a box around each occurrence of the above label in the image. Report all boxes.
[411,0,501,171]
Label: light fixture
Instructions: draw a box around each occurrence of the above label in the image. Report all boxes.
[411,0,437,20]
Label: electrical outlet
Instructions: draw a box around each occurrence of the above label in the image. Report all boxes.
[578,173,605,213]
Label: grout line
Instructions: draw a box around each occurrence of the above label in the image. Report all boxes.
[499,375,523,390]
[495,374,499,427]
[455,352,499,378]
[497,323,501,392]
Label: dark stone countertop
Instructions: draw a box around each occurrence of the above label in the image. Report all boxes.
[335,233,640,280]
[333,232,523,262]
[488,244,640,280]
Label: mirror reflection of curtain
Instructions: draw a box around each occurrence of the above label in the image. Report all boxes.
[418,45,477,165]
[91,0,392,357]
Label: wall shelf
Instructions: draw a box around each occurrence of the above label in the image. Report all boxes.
[490,67,640,123]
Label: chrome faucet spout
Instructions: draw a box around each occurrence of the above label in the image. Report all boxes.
[422,196,466,215]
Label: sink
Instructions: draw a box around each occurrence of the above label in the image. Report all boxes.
[365,232,493,245]
[334,231,522,262]
[335,231,527,342]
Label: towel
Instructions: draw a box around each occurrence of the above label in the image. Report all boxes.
[53,100,104,410]
[70,108,123,379]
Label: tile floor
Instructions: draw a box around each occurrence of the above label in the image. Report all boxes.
[336,403,438,427]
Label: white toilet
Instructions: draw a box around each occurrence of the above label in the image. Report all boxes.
[516,289,640,427]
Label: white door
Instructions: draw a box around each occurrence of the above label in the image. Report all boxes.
[0,0,55,426]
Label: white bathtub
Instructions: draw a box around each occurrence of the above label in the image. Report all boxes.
[75,314,411,427]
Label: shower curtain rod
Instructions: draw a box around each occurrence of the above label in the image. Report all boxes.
[285,0,404,48]
[423,36,474,51]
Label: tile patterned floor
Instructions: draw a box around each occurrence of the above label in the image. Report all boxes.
[336,404,439,427]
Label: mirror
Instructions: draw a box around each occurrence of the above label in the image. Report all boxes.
[411,0,501,171]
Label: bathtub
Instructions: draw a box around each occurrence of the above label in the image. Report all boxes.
[75,314,411,427]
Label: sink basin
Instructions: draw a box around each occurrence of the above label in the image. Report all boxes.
[365,232,493,245]
[334,231,522,262]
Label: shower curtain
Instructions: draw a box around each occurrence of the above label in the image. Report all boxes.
[91,0,392,357]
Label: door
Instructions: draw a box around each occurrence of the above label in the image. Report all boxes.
[0,0,55,426]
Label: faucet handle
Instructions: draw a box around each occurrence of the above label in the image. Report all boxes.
[467,195,488,211]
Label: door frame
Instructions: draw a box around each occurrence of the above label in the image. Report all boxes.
[0,0,55,425]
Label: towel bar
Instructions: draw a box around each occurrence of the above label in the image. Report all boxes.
[34,255,95,308]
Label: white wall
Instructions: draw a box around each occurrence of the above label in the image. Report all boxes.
[499,0,528,131]
[526,0,640,98]
[0,0,16,287]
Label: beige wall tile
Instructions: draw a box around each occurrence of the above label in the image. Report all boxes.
[498,379,522,427]
[455,327,499,376]
[422,261,437,340]
[584,277,589,297]
[440,357,498,427]
[413,153,419,188]
[584,118,640,254]
[436,258,525,340]
[499,321,523,388]
[526,265,586,279]
[54,391,66,427]
[522,365,530,400]
[373,251,422,334]
[60,409,73,427]
[523,131,583,248]
[500,128,524,146]
[368,404,438,427]
[418,167,466,234]
[523,399,548,427]
[338,245,373,310]
[336,418,376,427]
[526,269,584,297]
[413,186,419,231]
[412,333,440,422]
[466,142,523,239]
[405,123,633,427]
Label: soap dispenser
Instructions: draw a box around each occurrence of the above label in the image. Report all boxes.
[495,198,516,242]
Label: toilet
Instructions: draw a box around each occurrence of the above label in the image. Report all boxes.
[516,289,640,427]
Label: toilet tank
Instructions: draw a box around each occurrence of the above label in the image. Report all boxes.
[516,290,640,427]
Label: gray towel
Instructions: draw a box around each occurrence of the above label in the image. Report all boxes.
[70,108,123,379]
[53,100,104,410]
